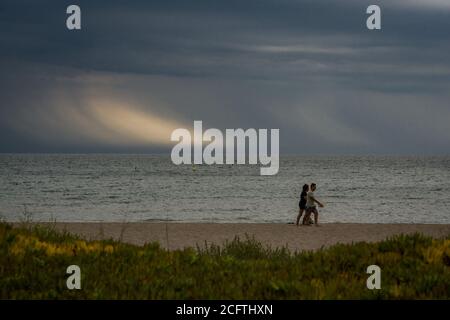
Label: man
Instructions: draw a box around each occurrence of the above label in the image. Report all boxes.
[303,183,324,226]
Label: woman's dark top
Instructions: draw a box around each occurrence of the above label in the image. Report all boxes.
[299,191,307,209]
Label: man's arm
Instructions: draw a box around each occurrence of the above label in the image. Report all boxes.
[311,196,324,207]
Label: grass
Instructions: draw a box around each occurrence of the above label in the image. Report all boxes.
[0,222,449,299]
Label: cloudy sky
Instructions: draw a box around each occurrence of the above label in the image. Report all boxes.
[1,0,449,154]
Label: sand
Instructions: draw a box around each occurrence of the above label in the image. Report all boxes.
[23,222,450,252]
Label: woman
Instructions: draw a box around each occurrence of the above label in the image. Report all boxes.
[302,183,324,227]
[296,184,309,226]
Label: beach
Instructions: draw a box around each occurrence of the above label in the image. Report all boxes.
[23,223,450,251]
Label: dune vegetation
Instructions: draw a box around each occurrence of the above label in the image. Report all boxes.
[0,222,449,299]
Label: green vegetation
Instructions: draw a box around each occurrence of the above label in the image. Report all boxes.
[0,222,449,299]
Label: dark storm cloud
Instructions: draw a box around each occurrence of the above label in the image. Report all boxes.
[0,0,449,154]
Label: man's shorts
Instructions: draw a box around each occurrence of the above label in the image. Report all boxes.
[306,206,318,214]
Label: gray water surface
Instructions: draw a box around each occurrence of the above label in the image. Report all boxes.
[1,154,449,223]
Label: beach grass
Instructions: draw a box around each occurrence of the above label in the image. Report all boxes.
[0,222,449,299]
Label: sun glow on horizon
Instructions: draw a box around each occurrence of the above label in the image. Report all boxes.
[11,97,192,148]
[87,100,188,146]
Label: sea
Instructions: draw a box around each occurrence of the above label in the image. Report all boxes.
[0,154,449,224]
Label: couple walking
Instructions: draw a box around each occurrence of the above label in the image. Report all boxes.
[296,183,324,226]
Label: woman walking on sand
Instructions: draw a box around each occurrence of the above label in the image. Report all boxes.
[296,184,309,226]
[303,183,324,227]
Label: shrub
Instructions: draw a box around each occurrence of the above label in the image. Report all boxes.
[0,222,448,299]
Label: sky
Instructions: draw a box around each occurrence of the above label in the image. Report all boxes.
[0,0,450,154]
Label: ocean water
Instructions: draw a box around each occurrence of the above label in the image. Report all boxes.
[0,154,449,224]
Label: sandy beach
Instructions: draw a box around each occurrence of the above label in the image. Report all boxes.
[22,222,450,252]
